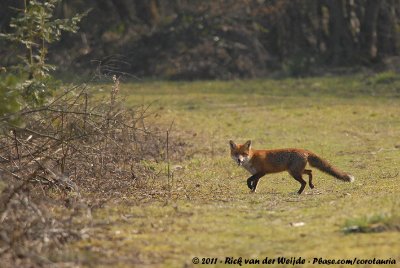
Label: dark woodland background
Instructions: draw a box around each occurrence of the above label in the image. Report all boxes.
[1,0,400,79]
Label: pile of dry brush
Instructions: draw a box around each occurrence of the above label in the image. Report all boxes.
[0,76,182,266]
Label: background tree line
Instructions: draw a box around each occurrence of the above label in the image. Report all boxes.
[1,0,400,79]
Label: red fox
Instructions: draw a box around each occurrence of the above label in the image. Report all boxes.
[229,140,354,194]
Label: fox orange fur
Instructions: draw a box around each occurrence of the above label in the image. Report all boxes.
[229,140,354,194]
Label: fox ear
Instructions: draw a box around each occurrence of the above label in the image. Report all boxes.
[244,140,252,150]
[229,140,236,150]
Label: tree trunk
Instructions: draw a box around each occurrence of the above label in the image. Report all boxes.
[377,0,398,56]
[359,0,381,61]
[111,0,135,23]
[134,0,160,26]
[325,0,355,65]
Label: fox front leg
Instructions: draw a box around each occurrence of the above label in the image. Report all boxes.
[246,173,264,193]
[247,175,256,190]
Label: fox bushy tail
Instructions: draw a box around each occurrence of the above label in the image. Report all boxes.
[308,154,355,182]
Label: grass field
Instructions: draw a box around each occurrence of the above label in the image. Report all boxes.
[64,73,399,267]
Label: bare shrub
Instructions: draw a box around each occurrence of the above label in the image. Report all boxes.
[0,76,180,266]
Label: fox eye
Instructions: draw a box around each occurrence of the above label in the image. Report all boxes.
[243,153,249,156]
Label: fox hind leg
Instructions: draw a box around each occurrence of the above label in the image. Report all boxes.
[289,158,308,194]
[289,172,307,194]
[303,169,314,189]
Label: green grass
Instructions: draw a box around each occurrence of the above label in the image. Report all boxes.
[344,212,400,233]
[62,74,400,267]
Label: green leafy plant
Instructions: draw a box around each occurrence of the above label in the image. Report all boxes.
[0,75,20,117]
[0,0,87,108]
[368,70,399,85]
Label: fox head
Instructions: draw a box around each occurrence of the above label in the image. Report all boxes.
[229,140,252,166]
